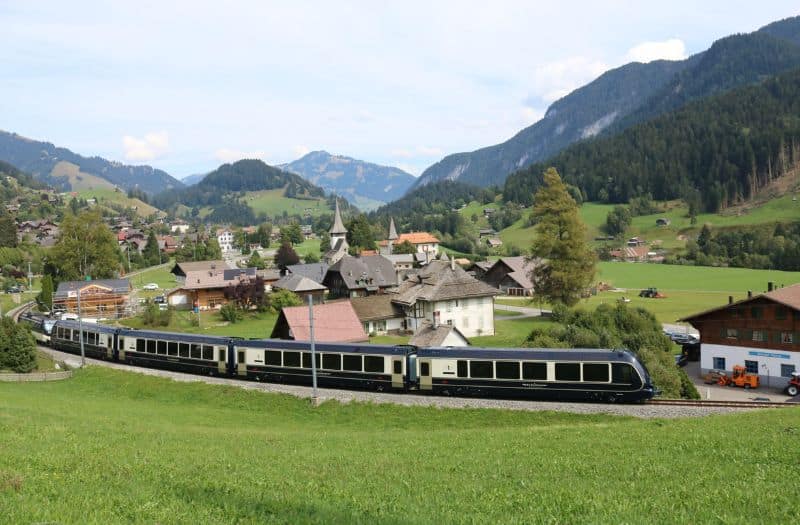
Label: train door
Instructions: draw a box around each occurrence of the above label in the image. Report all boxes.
[419,358,432,391]
[237,348,247,377]
[117,336,126,362]
[218,346,228,375]
[106,335,114,359]
[391,357,404,389]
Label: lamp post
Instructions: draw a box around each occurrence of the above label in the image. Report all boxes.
[308,293,318,406]
[77,287,85,367]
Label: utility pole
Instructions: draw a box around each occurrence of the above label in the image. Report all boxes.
[27,261,32,290]
[308,294,318,406]
[77,287,85,367]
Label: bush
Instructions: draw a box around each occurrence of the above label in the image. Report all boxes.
[269,289,303,312]
[0,317,36,373]
[142,303,172,327]
[220,304,242,323]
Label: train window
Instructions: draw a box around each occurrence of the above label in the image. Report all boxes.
[457,360,468,378]
[168,342,178,356]
[283,351,301,367]
[583,363,609,382]
[179,343,190,358]
[364,356,384,373]
[420,362,430,377]
[612,363,634,384]
[495,361,520,380]
[207,347,217,361]
[157,341,167,355]
[190,344,201,359]
[265,350,282,366]
[147,339,156,354]
[72,330,79,342]
[469,361,493,379]
[522,362,547,380]
[136,339,145,353]
[302,353,321,369]
[323,354,342,371]
[343,355,362,372]
[393,360,402,374]
[555,363,580,381]
[238,351,245,363]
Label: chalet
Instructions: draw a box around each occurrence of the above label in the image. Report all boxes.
[350,295,404,335]
[393,258,498,338]
[284,262,329,285]
[627,236,646,247]
[384,253,415,281]
[170,220,190,234]
[323,255,396,299]
[167,267,258,310]
[468,260,494,280]
[486,238,503,249]
[681,282,800,382]
[53,279,132,319]
[272,274,327,304]
[609,246,650,262]
[478,228,496,238]
[378,221,439,257]
[157,235,180,254]
[270,301,368,343]
[481,256,536,296]
[170,260,229,283]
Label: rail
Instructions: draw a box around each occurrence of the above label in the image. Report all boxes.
[647,399,793,409]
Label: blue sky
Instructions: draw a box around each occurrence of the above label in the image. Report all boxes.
[1,1,798,179]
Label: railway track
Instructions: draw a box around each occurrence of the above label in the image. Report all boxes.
[647,398,793,409]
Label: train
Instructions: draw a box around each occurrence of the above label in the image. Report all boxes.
[30,316,657,403]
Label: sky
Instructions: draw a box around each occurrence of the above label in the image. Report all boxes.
[1,1,798,179]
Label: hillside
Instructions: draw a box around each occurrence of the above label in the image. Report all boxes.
[181,172,207,186]
[154,159,329,224]
[281,151,415,210]
[412,16,800,191]
[503,67,800,212]
[0,130,183,194]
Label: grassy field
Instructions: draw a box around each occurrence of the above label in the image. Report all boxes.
[119,309,279,339]
[293,238,322,259]
[244,188,331,218]
[76,187,160,218]
[1,368,798,523]
[596,262,800,293]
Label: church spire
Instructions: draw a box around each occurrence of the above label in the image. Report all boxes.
[329,199,347,236]
[388,217,398,241]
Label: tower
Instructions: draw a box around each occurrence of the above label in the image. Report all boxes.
[387,217,398,255]
[325,198,349,264]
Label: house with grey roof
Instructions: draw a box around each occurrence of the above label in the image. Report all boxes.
[392,257,498,337]
[409,321,470,347]
[323,254,397,299]
[481,256,537,296]
[53,278,132,319]
[350,295,404,335]
[272,274,327,304]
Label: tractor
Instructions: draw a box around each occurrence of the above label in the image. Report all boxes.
[717,365,760,389]
[785,372,800,397]
[639,287,666,299]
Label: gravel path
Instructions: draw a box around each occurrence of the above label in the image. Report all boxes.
[39,346,762,419]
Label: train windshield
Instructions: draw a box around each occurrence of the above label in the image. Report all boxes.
[42,320,57,335]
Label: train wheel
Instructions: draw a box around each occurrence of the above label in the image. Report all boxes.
[787,385,799,396]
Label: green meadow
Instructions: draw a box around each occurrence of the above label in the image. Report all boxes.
[0,368,798,524]
[243,188,331,218]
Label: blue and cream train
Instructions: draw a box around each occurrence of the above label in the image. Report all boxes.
[40,318,656,403]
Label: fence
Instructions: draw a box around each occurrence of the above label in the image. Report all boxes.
[0,370,73,382]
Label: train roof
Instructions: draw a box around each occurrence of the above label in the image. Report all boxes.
[418,346,637,363]
[117,327,230,345]
[55,319,119,334]
[233,338,413,355]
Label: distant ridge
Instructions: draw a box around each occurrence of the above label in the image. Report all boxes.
[0,130,183,194]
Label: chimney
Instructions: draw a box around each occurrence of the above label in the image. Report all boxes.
[768,282,774,292]
[450,256,455,271]
[747,290,752,298]
[728,296,733,304]
[433,310,440,329]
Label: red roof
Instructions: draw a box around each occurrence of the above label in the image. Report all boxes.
[276,302,368,343]
[379,232,439,246]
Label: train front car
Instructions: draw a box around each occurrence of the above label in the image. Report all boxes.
[51,320,119,360]
[233,339,416,392]
[19,312,56,346]
[116,328,232,376]
[416,347,655,403]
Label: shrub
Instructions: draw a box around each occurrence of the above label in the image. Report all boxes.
[0,317,36,373]
[269,289,303,312]
[220,304,242,323]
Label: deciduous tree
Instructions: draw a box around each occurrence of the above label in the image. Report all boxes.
[50,210,120,280]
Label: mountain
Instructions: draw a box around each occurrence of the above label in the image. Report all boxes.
[0,160,45,191]
[181,172,208,186]
[153,159,328,225]
[413,16,800,191]
[280,151,415,210]
[503,67,800,212]
[0,130,183,194]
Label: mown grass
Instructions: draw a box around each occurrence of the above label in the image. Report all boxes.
[243,188,331,218]
[119,309,279,339]
[0,367,798,523]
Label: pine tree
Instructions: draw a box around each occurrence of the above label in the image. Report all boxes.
[0,211,17,248]
[346,214,376,250]
[143,230,161,266]
[530,168,596,306]
[38,275,54,312]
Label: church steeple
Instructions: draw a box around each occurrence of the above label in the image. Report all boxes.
[330,199,347,237]
[388,217,398,241]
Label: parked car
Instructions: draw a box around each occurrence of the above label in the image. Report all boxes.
[143,283,159,290]
[5,285,22,294]
[153,295,166,304]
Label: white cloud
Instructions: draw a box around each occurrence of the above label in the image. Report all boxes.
[416,146,442,157]
[293,145,310,158]
[214,148,266,163]
[391,148,413,158]
[521,106,544,124]
[122,131,169,161]
[527,56,609,105]
[395,163,421,176]
[625,38,686,63]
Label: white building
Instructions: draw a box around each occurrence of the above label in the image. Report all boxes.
[393,257,498,338]
[216,228,234,253]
